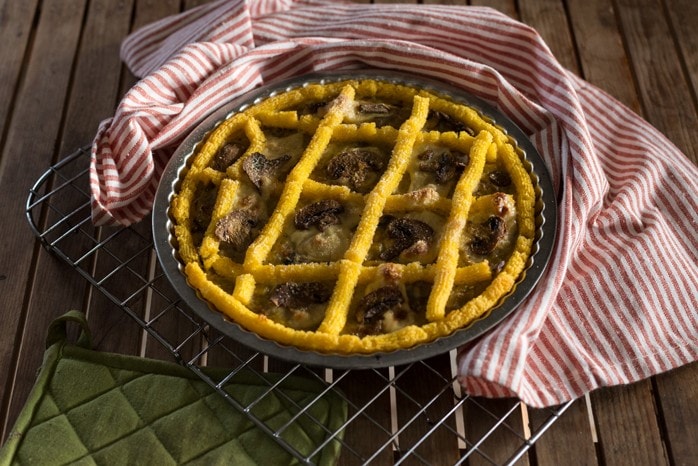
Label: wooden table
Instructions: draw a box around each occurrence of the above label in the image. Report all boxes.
[1,0,696,464]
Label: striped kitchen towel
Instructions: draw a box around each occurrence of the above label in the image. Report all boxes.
[90,0,698,407]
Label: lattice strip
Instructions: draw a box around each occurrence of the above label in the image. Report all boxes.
[243,85,356,270]
[200,179,239,265]
[318,95,430,335]
[427,130,492,321]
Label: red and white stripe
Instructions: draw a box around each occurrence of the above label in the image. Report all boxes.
[90,0,697,407]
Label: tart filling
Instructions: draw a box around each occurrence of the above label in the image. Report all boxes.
[171,79,536,354]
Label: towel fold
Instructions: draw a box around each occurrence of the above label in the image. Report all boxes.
[90,0,698,407]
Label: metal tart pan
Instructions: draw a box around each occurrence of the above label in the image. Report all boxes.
[152,71,558,369]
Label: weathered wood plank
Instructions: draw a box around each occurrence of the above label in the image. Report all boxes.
[118,0,181,92]
[0,0,40,138]
[141,271,208,363]
[464,398,530,466]
[9,0,136,420]
[0,0,88,440]
[530,5,641,466]
[468,0,517,19]
[567,0,641,112]
[336,368,395,465]
[104,0,185,363]
[78,0,163,358]
[666,0,698,101]
[653,362,698,466]
[183,0,214,9]
[61,0,136,148]
[519,2,686,465]
[591,382,670,466]
[202,326,267,371]
[393,356,461,465]
[529,399,598,466]
[0,0,37,429]
[84,0,181,360]
[615,0,698,162]
[85,224,154,355]
[518,0,580,73]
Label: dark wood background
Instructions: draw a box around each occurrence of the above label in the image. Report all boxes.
[0,0,696,464]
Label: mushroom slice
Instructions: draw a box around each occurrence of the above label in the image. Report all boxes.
[294,200,344,231]
[488,169,512,187]
[418,149,470,184]
[269,282,333,309]
[214,210,258,250]
[325,148,384,193]
[242,152,291,190]
[357,102,392,114]
[191,184,217,232]
[355,285,404,324]
[379,217,434,261]
[469,216,507,255]
[428,110,475,135]
[211,142,246,171]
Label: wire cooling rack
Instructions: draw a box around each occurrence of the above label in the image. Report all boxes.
[26,146,572,465]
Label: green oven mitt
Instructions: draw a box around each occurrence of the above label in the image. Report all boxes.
[0,311,346,465]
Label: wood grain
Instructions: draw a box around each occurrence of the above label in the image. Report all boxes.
[184,0,214,9]
[463,398,530,466]
[0,0,40,141]
[665,0,698,104]
[518,0,580,73]
[80,0,165,358]
[392,356,462,464]
[615,0,698,162]
[336,368,396,465]
[566,0,641,112]
[529,399,598,466]
[653,362,698,466]
[468,0,517,19]
[0,0,88,439]
[591,382,670,466]
[122,0,194,364]
[118,0,181,92]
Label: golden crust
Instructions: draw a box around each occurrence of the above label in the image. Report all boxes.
[171,79,536,354]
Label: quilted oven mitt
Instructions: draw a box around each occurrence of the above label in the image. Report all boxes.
[0,311,347,465]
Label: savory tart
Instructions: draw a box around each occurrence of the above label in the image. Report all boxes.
[170,78,536,354]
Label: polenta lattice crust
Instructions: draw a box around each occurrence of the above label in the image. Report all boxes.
[171,79,536,354]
